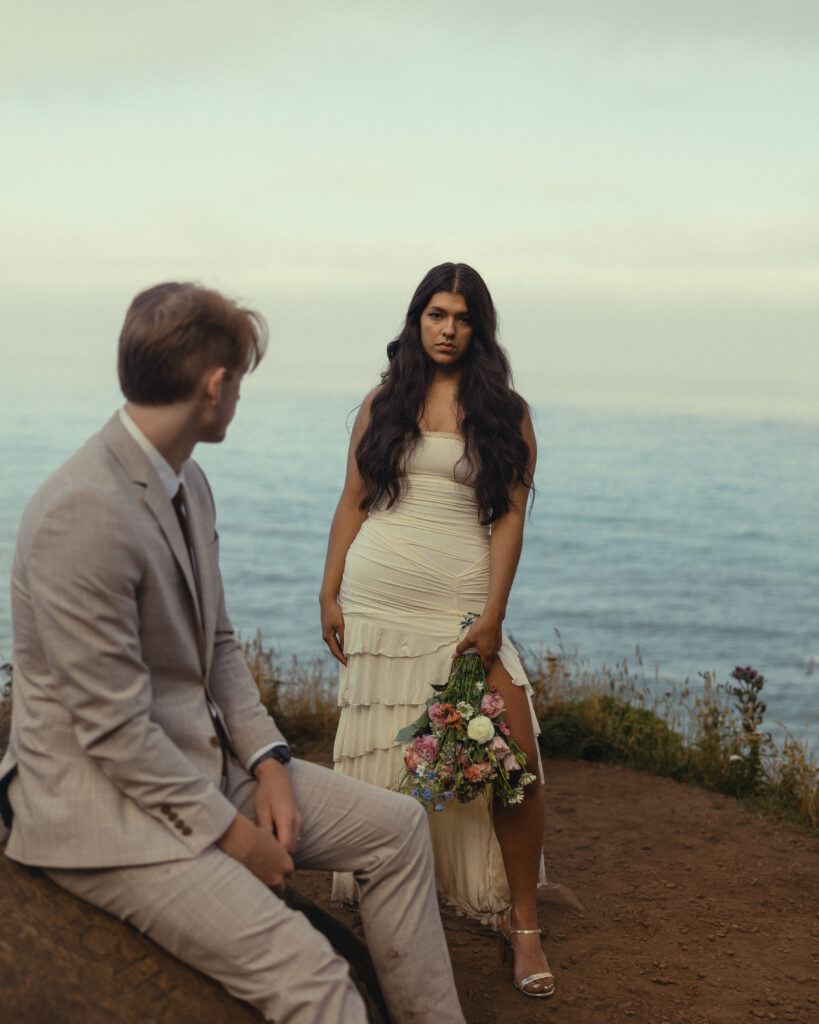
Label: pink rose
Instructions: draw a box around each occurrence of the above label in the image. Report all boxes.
[481,692,504,719]
[413,734,439,763]
[503,752,520,772]
[428,702,446,729]
[488,734,510,757]
[404,746,420,772]
[498,721,510,737]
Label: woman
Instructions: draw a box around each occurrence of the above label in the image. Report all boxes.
[319,263,554,998]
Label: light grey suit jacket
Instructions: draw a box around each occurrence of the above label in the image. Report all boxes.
[0,413,284,868]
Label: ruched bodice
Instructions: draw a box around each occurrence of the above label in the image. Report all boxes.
[402,431,476,485]
[377,433,481,528]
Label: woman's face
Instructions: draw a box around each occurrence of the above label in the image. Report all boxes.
[419,291,473,374]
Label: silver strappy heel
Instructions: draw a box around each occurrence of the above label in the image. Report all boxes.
[499,911,556,999]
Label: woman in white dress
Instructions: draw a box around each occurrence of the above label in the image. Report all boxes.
[319,263,554,998]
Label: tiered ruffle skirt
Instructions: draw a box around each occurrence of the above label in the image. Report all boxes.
[331,495,543,922]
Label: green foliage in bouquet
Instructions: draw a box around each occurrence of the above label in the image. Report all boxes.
[394,651,536,811]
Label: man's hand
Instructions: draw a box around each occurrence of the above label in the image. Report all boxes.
[253,757,304,856]
[217,812,293,893]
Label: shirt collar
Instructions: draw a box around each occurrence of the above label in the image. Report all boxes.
[119,407,184,500]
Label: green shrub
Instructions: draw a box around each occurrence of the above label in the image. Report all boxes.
[526,634,818,832]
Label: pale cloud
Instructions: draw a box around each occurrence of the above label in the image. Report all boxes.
[3,195,818,307]
[3,1,817,106]
[0,1,290,82]
[2,1,817,419]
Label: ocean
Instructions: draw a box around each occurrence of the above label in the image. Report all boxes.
[1,384,817,745]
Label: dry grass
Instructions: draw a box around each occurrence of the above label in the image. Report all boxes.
[243,630,819,833]
[1,633,814,832]
[525,633,818,832]
[242,631,340,755]
[0,662,11,755]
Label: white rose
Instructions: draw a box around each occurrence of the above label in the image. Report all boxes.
[467,715,494,744]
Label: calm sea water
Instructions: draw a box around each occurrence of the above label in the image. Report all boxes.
[1,384,817,744]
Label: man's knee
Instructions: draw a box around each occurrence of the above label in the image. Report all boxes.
[393,795,432,861]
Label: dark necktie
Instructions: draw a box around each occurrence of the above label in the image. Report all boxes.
[172,483,229,782]
[172,484,201,601]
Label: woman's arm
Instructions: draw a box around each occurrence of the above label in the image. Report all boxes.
[319,391,376,665]
[455,405,537,667]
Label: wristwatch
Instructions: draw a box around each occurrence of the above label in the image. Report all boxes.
[251,745,291,775]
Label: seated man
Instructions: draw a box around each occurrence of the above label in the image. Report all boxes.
[0,282,466,1024]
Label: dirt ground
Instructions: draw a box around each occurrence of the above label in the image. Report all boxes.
[295,749,819,1024]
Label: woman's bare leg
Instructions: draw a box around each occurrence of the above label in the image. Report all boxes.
[486,658,554,994]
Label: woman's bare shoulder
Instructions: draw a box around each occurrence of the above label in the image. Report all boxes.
[357,385,383,421]
[512,390,533,423]
[350,385,383,440]
[361,384,383,410]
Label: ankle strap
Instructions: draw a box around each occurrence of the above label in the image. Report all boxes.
[510,928,542,936]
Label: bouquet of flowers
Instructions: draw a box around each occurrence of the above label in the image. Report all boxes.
[394,649,536,811]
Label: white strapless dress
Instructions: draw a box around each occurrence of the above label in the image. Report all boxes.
[332,433,544,923]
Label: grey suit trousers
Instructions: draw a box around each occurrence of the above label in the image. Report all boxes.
[48,758,465,1024]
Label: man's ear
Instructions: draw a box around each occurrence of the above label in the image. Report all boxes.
[202,366,227,406]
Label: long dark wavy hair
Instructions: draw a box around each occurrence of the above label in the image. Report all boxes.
[356,262,533,524]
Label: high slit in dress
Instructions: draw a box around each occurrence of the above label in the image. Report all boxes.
[332,432,545,923]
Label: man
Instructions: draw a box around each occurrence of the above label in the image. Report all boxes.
[0,283,466,1023]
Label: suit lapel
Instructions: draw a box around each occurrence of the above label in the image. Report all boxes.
[101,415,207,664]
[144,477,206,634]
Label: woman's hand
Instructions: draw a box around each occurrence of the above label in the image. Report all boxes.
[454,613,503,671]
[321,598,347,666]
[318,392,374,669]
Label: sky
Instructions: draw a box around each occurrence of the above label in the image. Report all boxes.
[2,0,818,418]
